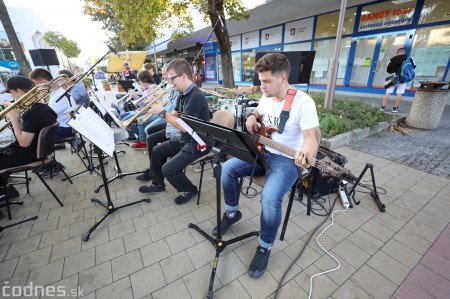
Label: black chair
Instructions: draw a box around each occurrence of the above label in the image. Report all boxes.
[0,122,65,220]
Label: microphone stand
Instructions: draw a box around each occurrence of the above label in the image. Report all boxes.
[192,19,220,67]
[55,49,112,103]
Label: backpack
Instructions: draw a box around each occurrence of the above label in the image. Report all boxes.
[398,56,415,83]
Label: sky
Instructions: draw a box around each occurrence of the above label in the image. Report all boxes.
[5,0,110,63]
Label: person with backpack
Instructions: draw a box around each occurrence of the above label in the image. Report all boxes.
[380,48,416,113]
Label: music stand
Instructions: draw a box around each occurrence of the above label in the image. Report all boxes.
[180,114,268,299]
[67,107,151,241]
[118,80,135,92]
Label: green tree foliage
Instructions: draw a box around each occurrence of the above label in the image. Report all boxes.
[43,31,81,58]
[83,0,250,87]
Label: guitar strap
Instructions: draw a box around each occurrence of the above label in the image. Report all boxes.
[278,88,297,134]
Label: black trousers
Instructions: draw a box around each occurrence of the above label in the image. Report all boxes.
[146,123,167,163]
[149,140,209,192]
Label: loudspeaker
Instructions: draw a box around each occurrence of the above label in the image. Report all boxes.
[253,51,316,85]
[303,147,347,198]
[29,49,59,66]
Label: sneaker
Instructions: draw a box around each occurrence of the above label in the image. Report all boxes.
[392,107,399,113]
[212,210,242,236]
[42,162,65,178]
[248,246,271,278]
[0,185,20,201]
[136,169,151,181]
[174,189,198,205]
[126,136,137,141]
[139,183,165,193]
[53,143,66,150]
[380,105,385,112]
[130,140,147,149]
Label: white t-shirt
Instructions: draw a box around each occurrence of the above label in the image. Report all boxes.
[48,88,76,128]
[256,89,319,158]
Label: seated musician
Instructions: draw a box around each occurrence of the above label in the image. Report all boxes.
[29,68,75,141]
[214,53,320,278]
[143,63,161,85]
[0,76,57,219]
[58,70,89,107]
[138,58,210,205]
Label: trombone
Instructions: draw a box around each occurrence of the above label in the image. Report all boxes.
[63,73,84,89]
[122,89,169,128]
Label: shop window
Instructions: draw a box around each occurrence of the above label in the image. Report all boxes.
[315,8,356,39]
[232,52,241,81]
[411,25,450,85]
[283,42,311,52]
[242,50,256,82]
[310,38,352,85]
[419,0,450,24]
[2,49,15,61]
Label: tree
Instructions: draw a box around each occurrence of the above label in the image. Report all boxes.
[83,0,250,87]
[44,31,81,71]
[0,0,31,75]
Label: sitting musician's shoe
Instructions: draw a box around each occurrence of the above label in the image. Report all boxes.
[42,162,65,179]
[174,189,198,205]
[126,136,137,141]
[139,182,165,193]
[130,140,147,149]
[248,246,271,278]
[136,169,151,181]
[0,185,20,201]
[212,210,242,236]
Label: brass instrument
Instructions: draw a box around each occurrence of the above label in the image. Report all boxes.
[131,80,168,109]
[0,84,51,132]
[199,88,226,98]
[122,90,169,128]
[63,73,84,89]
[49,74,69,90]
[139,98,171,123]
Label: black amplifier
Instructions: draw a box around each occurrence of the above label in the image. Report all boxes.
[302,147,347,198]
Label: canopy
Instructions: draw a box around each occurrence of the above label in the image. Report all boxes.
[107,51,147,73]
[0,66,12,73]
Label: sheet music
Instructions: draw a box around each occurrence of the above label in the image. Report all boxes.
[95,91,124,129]
[68,107,115,157]
[90,95,107,115]
[176,118,206,146]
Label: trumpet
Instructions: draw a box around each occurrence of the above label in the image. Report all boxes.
[0,84,51,132]
[49,74,69,90]
[63,73,84,89]
[131,80,168,108]
[122,89,169,128]
[139,98,171,123]
[199,88,226,98]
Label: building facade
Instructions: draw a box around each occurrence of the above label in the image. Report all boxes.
[152,0,450,97]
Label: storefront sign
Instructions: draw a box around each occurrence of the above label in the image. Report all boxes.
[261,26,283,46]
[204,42,216,55]
[230,35,241,51]
[242,31,259,49]
[284,18,314,43]
[205,55,216,80]
[359,1,416,32]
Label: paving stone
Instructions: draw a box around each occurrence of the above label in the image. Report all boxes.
[152,278,191,299]
[5,234,41,260]
[331,239,371,269]
[394,229,432,255]
[39,226,70,248]
[0,225,31,246]
[313,252,356,286]
[130,263,166,299]
[294,264,339,299]
[330,279,372,299]
[186,240,217,269]
[108,219,135,241]
[362,218,398,242]
[111,249,143,281]
[95,238,125,265]
[140,239,172,267]
[50,236,82,262]
[0,257,19,281]
[408,263,450,299]
[392,278,436,299]
[367,250,410,286]
[27,259,64,287]
[96,276,133,299]
[239,266,279,299]
[29,217,59,237]
[132,211,159,232]
[148,220,176,241]
[214,279,251,299]
[81,227,110,251]
[14,246,51,276]
[63,248,95,278]
[123,229,152,253]
[381,239,423,269]
[183,264,223,299]
[347,229,384,255]
[350,264,397,299]
[214,251,247,286]
[165,229,197,254]
[160,251,195,284]
[41,274,80,299]
[78,261,113,295]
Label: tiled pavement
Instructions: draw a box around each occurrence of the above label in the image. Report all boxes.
[1,141,449,299]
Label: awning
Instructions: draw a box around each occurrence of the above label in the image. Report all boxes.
[107,51,147,73]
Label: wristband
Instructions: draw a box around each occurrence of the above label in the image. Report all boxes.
[247,112,258,119]
[159,109,167,119]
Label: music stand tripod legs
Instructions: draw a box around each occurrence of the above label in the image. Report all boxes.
[94,151,145,193]
[83,145,150,241]
[188,147,259,299]
[63,136,102,181]
[348,163,385,212]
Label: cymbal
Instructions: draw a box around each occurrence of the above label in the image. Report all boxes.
[199,88,226,98]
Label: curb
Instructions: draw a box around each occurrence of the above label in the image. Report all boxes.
[321,115,404,150]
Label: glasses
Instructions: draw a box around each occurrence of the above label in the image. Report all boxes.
[167,74,181,82]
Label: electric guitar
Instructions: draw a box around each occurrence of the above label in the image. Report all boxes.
[249,122,356,181]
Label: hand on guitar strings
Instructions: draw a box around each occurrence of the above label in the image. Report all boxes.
[294,150,310,169]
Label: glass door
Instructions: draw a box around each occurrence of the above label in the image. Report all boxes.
[348,37,377,87]
[372,32,410,88]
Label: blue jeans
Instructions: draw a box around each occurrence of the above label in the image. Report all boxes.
[120,111,137,138]
[221,153,300,248]
[136,114,160,141]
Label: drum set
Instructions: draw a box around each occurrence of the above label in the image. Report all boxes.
[201,88,258,133]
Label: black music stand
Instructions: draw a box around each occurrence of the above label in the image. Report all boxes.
[180,114,269,299]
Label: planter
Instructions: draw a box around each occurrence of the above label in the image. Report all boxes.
[103,83,111,91]
[118,84,125,92]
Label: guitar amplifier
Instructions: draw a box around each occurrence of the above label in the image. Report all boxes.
[302,147,347,198]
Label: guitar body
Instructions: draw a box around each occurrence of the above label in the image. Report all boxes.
[255,120,278,155]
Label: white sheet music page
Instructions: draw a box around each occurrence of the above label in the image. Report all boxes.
[95,93,124,129]
[68,107,115,157]
[175,118,206,147]
[89,94,107,115]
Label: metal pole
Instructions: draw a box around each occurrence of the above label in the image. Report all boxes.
[152,41,158,70]
[324,0,348,108]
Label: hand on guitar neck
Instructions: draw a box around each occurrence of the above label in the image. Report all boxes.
[248,119,357,181]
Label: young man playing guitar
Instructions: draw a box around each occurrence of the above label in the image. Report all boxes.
[215,52,320,278]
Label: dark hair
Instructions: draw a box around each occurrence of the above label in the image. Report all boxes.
[255,53,290,77]
[137,70,154,84]
[165,58,193,80]
[397,48,406,55]
[29,67,53,81]
[58,69,74,78]
[143,63,154,72]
